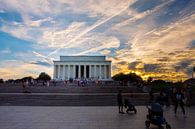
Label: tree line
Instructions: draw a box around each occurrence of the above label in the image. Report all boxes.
[112,72,195,92]
[0,72,51,83]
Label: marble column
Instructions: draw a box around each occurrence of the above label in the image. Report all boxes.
[84,65,86,78]
[53,65,56,79]
[89,65,91,78]
[94,65,97,78]
[62,65,64,80]
[104,65,107,79]
[67,65,70,79]
[99,65,102,79]
[78,65,81,78]
[58,65,61,79]
[56,65,58,79]
[73,65,75,79]
[108,65,111,79]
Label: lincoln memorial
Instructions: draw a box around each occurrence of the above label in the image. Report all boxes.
[53,56,111,80]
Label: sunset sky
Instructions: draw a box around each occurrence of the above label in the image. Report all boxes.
[0,0,195,81]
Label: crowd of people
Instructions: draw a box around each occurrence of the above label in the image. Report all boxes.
[20,78,117,92]
[117,85,193,118]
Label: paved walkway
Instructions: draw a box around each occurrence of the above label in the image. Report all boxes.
[0,106,194,129]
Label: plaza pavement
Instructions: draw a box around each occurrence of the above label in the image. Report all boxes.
[0,106,195,129]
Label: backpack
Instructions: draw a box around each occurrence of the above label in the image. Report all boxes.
[176,94,182,101]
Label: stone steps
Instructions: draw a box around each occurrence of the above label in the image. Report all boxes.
[0,93,148,106]
[0,85,142,93]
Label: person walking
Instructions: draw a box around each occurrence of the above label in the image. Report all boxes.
[117,90,124,114]
[22,80,26,93]
[149,90,154,103]
[185,85,192,107]
[174,88,186,117]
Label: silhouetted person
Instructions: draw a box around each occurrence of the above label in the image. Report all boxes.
[22,80,26,93]
[124,99,137,114]
[117,90,124,114]
[174,88,186,117]
[155,91,165,106]
[185,85,192,107]
[149,90,154,103]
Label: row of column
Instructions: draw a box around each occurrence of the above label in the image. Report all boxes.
[54,64,111,80]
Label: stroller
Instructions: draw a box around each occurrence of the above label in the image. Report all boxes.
[145,103,171,129]
[124,99,137,114]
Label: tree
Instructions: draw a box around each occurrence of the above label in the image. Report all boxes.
[37,72,51,81]
[0,79,4,83]
[126,73,143,83]
[112,73,126,81]
[151,79,174,92]
[21,76,34,82]
[147,77,153,83]
[112,72,143,86]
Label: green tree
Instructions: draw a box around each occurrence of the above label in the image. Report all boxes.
[37,72,51,81]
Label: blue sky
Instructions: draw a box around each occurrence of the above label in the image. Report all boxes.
[0,0,195,81]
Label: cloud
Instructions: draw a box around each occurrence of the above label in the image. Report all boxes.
[29,61,51,67]
[173,59,195,79]
[128,60,143,70]
[28,17,54,27]
[0,48,11,54]
[39,22,87,48]
[112,0,175,30]
[0,0,62,17]
[156,57,170,62]
[144,64,161,72]
[117,61,128,65]
[0,0,195,81]
[101,49,111,55]
[39,21,121,56]
[175,59,195,71]
[65,0,136,17]
[0,24,33,40]
[188,40,195,49]
[75,35,120,55]
[46,1,132,57]
[0,60,52,80]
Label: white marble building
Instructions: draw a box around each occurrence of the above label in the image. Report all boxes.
[53,56,111,80]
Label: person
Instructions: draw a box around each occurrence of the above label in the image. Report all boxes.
[185,85,192,107]
[155,91,165,106]
[117,90,124,114]
[47,81,50,87]
[149,90,154,103]
[77,79,80,86]
[22,80,26,92]
[174,88,186,117]
[124,99,137,114]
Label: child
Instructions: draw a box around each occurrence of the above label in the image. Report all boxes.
[124,99,137,114]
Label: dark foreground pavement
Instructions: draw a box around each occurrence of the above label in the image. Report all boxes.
[0,106,194,129]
